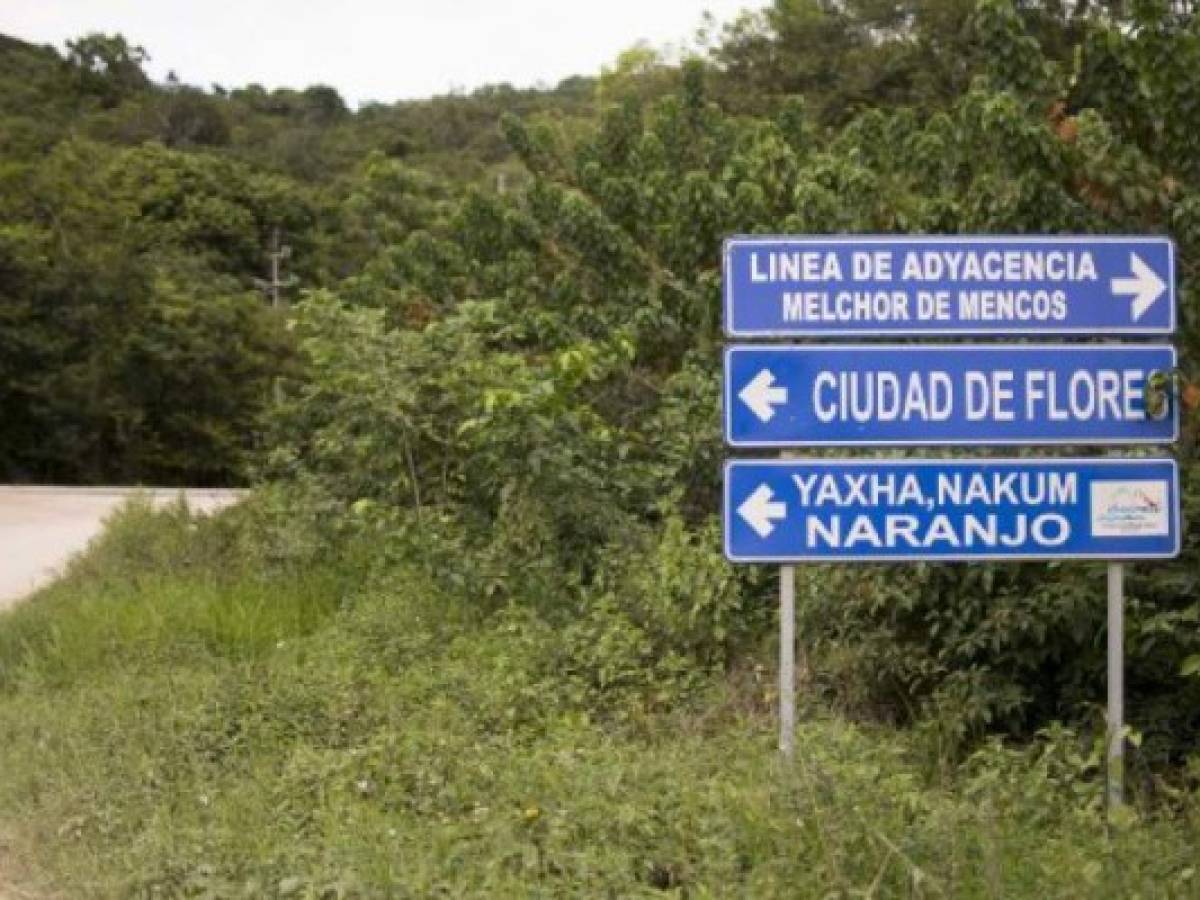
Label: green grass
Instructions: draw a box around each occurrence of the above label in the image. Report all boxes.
[0,574,338,691]
[0,501,1197,897]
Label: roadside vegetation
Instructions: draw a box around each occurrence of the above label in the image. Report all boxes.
[0,500,1197,897]
[2,0,1200,894]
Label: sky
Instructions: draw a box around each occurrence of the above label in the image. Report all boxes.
[1,1,767,105]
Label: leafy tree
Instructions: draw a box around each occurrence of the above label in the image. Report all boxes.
[161,87,231,147]
[596,43,680,108]
[301,84,349,124]
[63,33,150,108]
[0,135,311,483]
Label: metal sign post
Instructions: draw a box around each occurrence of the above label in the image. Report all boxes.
[780,447,798,758]
[779,562,795,757]
[1107,562,1125,809]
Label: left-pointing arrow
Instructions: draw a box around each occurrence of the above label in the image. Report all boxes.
[738,484,787,538]
[739,369,788,422]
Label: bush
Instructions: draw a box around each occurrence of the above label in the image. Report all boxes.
[1,561,1198,896]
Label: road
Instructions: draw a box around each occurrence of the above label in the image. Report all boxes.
[0,487,245,610]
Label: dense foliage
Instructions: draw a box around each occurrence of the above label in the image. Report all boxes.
[0,32,592,483]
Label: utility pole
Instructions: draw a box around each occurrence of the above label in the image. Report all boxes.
[254,227,298,308]
[254,227,298,408]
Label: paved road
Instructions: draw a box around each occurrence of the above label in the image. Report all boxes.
[0,487,245,610]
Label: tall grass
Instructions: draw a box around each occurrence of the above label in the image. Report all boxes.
[0,498,1197,897]
[0,496,345,693]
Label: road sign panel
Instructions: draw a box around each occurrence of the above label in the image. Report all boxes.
[723,235,1176,337]
[724,343,1178,447]
[724,458,1180,562]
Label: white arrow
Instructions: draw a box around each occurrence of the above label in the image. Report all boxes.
[738,484,787,538]
[1110,252,1166,322]
[739,369,788,422]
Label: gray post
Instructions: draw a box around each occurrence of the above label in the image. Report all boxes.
[270,228,281,309]
[780,563,795,756]
[1107,561,1125,809]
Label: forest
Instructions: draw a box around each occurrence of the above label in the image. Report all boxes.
[1,0,1199,894]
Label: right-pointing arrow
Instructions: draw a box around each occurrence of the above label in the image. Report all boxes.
[1111,252,1166,322]
[737,484,787,538]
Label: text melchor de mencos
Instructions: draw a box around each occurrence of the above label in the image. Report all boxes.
[750,247,1101,323]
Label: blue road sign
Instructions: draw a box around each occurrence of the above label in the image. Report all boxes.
[724,458,1180,562]
[723,235,1176,337]
[724,343,1178,447]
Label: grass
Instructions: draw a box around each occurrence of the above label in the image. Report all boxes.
[0,500,1197,897]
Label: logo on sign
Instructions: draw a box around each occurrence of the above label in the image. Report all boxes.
[1090,481,1170,537]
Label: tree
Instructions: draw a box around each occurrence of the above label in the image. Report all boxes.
[162,88,231,147]
[64,33,149,108]
[301,84,349,124]
[0,136,312,484]
[596,43,680,108]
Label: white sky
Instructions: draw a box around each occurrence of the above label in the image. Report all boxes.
[1,1,767,105]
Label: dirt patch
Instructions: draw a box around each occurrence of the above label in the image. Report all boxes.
[0,828,52,899]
